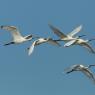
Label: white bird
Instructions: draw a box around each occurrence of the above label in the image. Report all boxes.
[48,24,83,41]
[64,38,95,53]
[0,25,39,46]
[28,37,61,56]
[64,64,95,83]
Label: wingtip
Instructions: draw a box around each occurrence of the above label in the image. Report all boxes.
[26,47,31,56]
[28,50,32,56]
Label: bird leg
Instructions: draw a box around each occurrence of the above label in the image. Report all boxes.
[3,42,15,46]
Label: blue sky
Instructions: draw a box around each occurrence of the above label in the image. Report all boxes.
[0,0,95,95]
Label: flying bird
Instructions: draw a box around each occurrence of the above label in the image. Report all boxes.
[0,25,39,46]
[64,64,95,83]
[28,37,61,56]
[48,24,83,42]
[64,38,95,54]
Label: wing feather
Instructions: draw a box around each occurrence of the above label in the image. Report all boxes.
[67,25,82,37]
[48,24,67,39]
[80,42,95,54]
[64,40,76,47]
[0,26,23,40]
[28,41,36,56]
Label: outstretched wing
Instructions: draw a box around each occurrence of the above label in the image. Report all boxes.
[81,68,95,83]
[0,25,23,40]
[64,39,76,47]
[28,41,36,56]
[80,42,95,54]
[67,25,82,37]
[48,24,67,39]
[47,38,61,46]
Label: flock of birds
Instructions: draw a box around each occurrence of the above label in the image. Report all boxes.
[1,24,95,84]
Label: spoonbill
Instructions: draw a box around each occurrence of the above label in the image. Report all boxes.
[0,25,39,46]
[48,24,83,41]
[64,38,95,53]
[28,37,61,56]
[64,64,95,83]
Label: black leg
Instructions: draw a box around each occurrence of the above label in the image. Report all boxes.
[3,42,15,46]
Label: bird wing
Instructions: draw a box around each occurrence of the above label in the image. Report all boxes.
[81,68,95,83]
[47,38,61,46]
[28,41,36,56]
[64,39,76,47]
[80,42,95,54]
[0,26,23,40]
[48,24,67,39]
[67,25,82,37]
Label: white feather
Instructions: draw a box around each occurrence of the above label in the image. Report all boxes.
[68,25,82,37]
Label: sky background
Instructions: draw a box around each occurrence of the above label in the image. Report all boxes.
[0,0,95,95]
